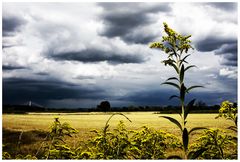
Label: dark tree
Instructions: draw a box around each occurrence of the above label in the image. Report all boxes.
[97,101,111,112]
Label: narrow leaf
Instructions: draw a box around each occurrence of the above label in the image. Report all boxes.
[166,77,179,82]
[184,99,196,120]
[180,64,185,83]
[180,54,190,66]
[186,85,204,93]
[162,82,180,90]
[183,60,188,64]
[189,127,207,135]
[180,83,186,101]
[182,54,191,62]
[185,65,196,72]
[160,116,182,131]
[169,95,180,100]
[182,128,189,152]
[188,148,207,159]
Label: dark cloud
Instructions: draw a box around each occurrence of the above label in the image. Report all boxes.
[215,43,237,66]
[195,37,237,66]
[99,3,171,12]
[2,16,26,36]
[118,88,237,107]
[195,37,235,52]
[122,32,158,44]
[35,72,49,76]
[3,77,107,106]
[74,75,95,80]
[221,54,237,66]
[2,45,15,49]
[215,43,237,55]
[49,48,146,64]
[2,65,26,71]
[207,2,237,11]
[119,89,178,106]
[99,2,171,44]
[3,73,237,108]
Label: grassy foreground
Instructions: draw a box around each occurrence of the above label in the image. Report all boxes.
[2,112,236,159]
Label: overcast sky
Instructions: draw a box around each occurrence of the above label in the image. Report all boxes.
[2,2,238,108]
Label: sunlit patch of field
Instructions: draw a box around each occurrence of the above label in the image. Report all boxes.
[3,112,233,132]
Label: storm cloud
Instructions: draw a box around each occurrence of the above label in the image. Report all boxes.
[195,37,236,52]
[99,3,171,44]
[215,43,237,66]
[3,77,107,106]
[2,65,26,71]
[118,88,237,106]
[195,37,237,66]
[2,16,26,36]
[207,2,237,11]
[50,48,147,64]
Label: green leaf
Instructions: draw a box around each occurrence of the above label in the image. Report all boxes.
[166,77,179,82]
[180,54,190,65]
[186,85,204,93]
[169,95,180,100]
[188,148,207,159]
[189,127,207,135]
[180,64,185,83]
[162,82,180,90]
[160,116,182,131]
[180,83,186,101]
[185,65,196,72]
[184,99,196,120]
[167,155,182,159]
[182,128,189,152]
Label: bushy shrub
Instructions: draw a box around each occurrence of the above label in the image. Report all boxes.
[190,129,237,159]
[129,126,181,159]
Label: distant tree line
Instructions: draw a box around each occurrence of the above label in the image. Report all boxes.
[4,100,232,114]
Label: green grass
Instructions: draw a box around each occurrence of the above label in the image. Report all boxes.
[2,112,236,158]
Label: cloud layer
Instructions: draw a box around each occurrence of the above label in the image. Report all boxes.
[2,2,238,108]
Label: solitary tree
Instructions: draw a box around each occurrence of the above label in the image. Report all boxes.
[97,101,111,112]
